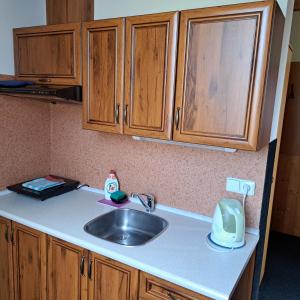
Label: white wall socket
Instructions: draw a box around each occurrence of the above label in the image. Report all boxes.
[226,178,256,196]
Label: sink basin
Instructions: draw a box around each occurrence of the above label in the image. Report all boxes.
[84,208,168,246]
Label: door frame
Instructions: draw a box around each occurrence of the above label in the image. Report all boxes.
[260,46,293,282]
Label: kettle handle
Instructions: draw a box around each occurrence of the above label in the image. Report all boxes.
[226,206,244,242]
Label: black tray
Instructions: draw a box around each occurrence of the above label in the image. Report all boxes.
[7,175,80,201]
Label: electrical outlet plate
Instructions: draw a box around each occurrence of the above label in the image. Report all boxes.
[226,178,255,196]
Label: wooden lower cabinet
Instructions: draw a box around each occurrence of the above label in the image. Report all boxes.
[47,238,138,300]
[140,252,256,300]
[140,272,210,300]
[47,237,88,300]
[0,219,47,300]
[231,253,255,300]
[88,252,139,300]
[0,218,255,300]
[0,217,14,300]
[12,222,47,300]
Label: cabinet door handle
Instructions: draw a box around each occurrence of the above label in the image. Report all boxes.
[38,78,51,83]
[80,256,85,276]
[115,104,120,124]
[5,224,9,242]
[167,292,178,300]
[175,107,181,130]
[88,259,93,279]
[124,104,128,125]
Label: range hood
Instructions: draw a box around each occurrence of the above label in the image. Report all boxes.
[0,81,82,104]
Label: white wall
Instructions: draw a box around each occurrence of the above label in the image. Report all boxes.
[290,11,300,61]
[94,0,288,19]
[0,0,46,75]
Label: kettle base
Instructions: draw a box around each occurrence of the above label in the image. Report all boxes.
[207,233,245,251]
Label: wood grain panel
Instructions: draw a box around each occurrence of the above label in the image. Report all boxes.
[0,217,14,300]
[182,17,257,138]
[67,0,93,23]
[271,62,300,237]
[83,18,124,133]
[272,154,300,236]
[295,0,300,11]
[46,0,67,24]
[257,3,285,148]
[124,12,178,139]
[173,1,281,150]
[131,25,167,129]
[139,272,211,300]
[13,222,47,300]
[18,34,74,75]
[47,237,88,300]
[14,23,82,85]
[280,63,300,155]
[46,0,93,24]
[88,252,138,300]
[231,252,255,300]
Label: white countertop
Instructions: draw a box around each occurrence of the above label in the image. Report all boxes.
[0,188,258,300]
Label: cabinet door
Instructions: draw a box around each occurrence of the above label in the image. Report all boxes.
[83,18,124,133]
[124,12,178,139]
[88,252,139,300]
[47,237,88,300]
[14,23,81,85]
[140,272,210,300]
[13,222,47,300]
[0,217,14,300]
[173,1,278,150]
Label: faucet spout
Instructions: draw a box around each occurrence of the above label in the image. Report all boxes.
[131,193,155,213]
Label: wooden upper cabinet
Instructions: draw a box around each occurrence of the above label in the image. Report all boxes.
[83,18,124,133]
[46,0,93,25]
[124,12,178,139]
[14,23,82,85]
[0,217,14,300]
[47,237,88,300]
[88,252,139,300]
[173,1,284,150]
[12,223,47,300]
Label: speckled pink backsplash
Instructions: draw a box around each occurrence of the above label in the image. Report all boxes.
[0,96,268,228]
[0,95,50,188]
[50,104,268,228]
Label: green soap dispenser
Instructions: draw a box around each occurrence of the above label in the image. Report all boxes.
[104,170,119,200]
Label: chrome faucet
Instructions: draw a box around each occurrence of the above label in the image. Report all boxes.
[131,193,155,213]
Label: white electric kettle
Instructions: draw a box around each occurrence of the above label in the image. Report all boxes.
[210,198,245,249]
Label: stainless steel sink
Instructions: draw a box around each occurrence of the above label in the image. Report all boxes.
[84,208,168,246]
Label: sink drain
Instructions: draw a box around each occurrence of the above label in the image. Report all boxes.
[118,233,129,241]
